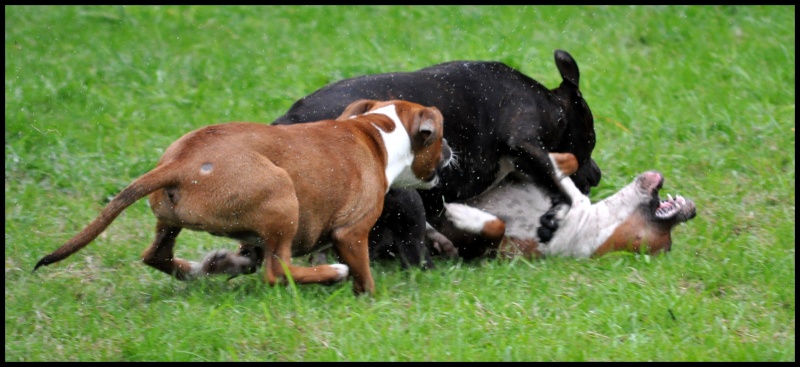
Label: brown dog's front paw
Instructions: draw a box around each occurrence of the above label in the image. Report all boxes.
[199,249,257,278]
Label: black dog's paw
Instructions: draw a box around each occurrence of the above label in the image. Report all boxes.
[537,226,555,243]
[539,210,558,229]
[537,203,569,244]
[537,210,558,243]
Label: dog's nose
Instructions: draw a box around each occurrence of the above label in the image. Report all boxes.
[572,158,602,194]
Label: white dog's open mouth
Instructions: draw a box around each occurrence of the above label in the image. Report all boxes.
[656,193,696,222]
[640,171,697,223]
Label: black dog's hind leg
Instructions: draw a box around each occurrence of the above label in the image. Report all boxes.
[370,189,436,269]
[509,141,572,243]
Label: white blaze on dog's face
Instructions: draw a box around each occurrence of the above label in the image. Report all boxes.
[338,100,449,191]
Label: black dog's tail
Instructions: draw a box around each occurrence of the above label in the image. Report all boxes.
[33,163,178,272]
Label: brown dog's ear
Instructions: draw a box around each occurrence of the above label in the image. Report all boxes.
[337,99,379,120]
[415,107,443,147]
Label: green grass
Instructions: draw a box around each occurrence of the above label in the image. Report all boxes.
[5,5,795,361]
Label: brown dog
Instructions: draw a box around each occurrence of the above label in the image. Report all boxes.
[33,99,451,295]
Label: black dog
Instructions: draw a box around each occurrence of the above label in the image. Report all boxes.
[367,188,435,269]
[274,50,601,267]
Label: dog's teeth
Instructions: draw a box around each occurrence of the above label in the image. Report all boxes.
[667,193,674,201]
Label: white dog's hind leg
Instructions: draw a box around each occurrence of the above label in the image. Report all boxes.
[444,203,499,234]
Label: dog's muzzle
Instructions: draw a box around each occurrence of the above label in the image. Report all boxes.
[437,139,454,171]
[424,173,440,188]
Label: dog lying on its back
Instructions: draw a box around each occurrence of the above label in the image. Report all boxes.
[272,50,602,268]
[437,153,697,260]
[33,99,451,296]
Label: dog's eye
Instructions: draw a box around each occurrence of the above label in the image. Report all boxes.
[240,249,251,257]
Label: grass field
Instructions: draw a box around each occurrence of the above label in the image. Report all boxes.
[5,5,795,361]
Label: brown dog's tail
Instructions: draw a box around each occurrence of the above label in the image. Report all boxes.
[33,163,178,272]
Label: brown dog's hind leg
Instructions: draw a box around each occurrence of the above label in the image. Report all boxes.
[331,227,375,295]
[251,194,349,288]
[260,235,350,288]
[141,221,198,280]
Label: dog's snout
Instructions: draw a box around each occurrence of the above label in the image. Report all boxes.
[571,158,602,195]
[427,174,440,187]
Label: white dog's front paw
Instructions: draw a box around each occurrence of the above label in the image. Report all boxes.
[444,203,498,234]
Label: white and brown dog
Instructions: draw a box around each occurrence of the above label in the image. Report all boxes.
[434,153,696,260]
[34,99,452,296]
